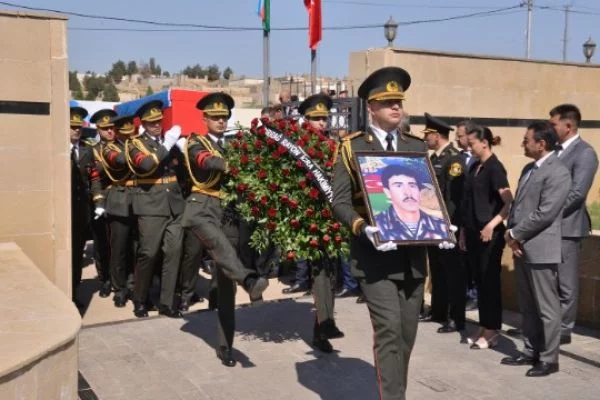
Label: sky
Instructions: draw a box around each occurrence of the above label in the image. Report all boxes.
[3,0,600,78]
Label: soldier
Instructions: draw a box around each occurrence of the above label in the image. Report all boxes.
[88,109,117,298]
[70,106,93,307]
[179,92,269,367]
[422,113,467,333]
[126,100,185,318]
[91,114,138,307]
[332,67,440,399]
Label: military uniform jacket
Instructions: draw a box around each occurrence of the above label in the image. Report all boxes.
[71,139,94,210]
[180,133,228,229]
[125,132,185,217]
[332,128,428,282]
[90,140,134,217]
[375,208,447,241]
[430,143,465,225]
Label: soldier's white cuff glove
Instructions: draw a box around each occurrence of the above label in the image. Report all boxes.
[94,207,106,220]
[364,226,398,252]
[163,125,182,151]
[175,137,186,151]
[438,225,458,250]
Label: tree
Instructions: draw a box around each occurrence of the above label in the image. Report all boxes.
[155,64,162,77]
[139,63,152,79]
[83,74,105,100]
[183,64,206,79]
[68,71,83,99]
[148,57,162,76]
[126,60,138,76]
[223,66,233,80]
[207,64,221,81]
[108,60,127,83]
[146,86,154,96]
[103,82,120,102]
[163,71,170,77]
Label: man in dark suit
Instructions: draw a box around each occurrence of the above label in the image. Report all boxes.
[548,104,599,344]
[70,106,93,307]
[423,113,467,333]
[502,121,571,377]
[126,100,185,318]
[333,67,433,400]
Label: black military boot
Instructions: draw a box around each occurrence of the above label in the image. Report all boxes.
[312,320,334,353]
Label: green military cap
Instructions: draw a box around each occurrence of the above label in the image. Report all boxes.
[422,112,453,137]
[357,67,411,102]
[196,92,235,118]
[90,109,118,129]
[111,114,136,136]
[298,94,332,118]
[69,106,88,127]
[135,100,164,122]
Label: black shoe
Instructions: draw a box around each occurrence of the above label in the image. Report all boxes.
[179,299,191,312]
[113,292,129,308]
[73,299,85,310]
[506,328,523,338]
[501,355,537,366]
[302,289,313,297]
[335,288,359,298]
[158,304,183,318]
[216,346,237,367]
[144,300,157,312]
[179,294,204,312]
[419,312,432,322]
[99,281,112,298]
[465,298,478,311]
[133,302,149,318]
[437,321,465,333]
[282,282,309,294]
[312,336,333,353]
[560,335,571,345]
[246,276,269,302]
[320,321,345,339]
[526,362,559,377]
[356,294,366,304]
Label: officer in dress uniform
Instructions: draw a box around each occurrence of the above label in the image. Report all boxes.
[422,113,467,333]
[88,109,117,298]
[70,106,94,307]
[179,92,269,367]
[332,67,427,400]
[90,114,138,307]
[126,100,185,318]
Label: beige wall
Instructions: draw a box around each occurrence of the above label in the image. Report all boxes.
[0,11,71,295]
[349,48,600,203]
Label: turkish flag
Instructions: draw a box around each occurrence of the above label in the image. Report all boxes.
[304,0,322,50]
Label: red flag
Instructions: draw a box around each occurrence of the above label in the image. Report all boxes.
[304,0,322,50]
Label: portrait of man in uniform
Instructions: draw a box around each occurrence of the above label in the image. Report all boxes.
[355,153,452,244]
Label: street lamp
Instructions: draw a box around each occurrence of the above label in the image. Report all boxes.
[583,37,596,63]
[384,16,398,47]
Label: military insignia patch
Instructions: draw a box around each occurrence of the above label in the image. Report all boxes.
[449,162,463,177]
[315,103,326,111]
[214,102,225,110]
[386,80,399,92]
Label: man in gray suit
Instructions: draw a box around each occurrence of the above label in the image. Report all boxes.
[549,104,599,344]
[501,122,571,377]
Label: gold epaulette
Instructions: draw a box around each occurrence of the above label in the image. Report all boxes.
[341,131,364,142]
[83,138,98,147]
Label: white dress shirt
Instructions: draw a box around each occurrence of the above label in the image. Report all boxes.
[370,124,398,151]
[557,133,579,157]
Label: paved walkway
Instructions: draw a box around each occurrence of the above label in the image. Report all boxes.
[79,296,600,400]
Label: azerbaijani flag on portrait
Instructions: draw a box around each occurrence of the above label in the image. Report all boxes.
[257,0,270,32]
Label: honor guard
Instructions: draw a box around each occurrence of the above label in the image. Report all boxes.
[91,114,138,307]
[422,113,467,332]
[332,67,427,400]
[179,92,269,367]
[126,100,185,318]
[88,109,117,298]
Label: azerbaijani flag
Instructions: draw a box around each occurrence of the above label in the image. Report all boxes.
[257,0,270,32]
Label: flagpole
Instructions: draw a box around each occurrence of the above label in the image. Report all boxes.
[310,49,316,94]
[263,29,270,106]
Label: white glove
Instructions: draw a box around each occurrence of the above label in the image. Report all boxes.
[438,225,458,250]
[162,125,182,151]
[175,137,186,151]
[364,225,398,252]
[94,207,106,220]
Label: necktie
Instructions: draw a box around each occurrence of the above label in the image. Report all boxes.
[556,144,564,157]
[217,138,224,148]
[524,164,538,183]
[385,133,394,151]
[71,145,78,164]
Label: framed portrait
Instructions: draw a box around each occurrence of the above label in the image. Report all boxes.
[354,151,454,246]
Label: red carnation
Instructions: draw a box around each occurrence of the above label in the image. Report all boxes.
[254,156,263,165]
[305,208,315,217]
[237,183,248,193]
[306,172,314,180]
[330,222,341,232]
[260,195,269,205]
[240,154,249,165]
[266,138,276,146]
[251,206,260,216]
[257,169,268,179]
[290,219,300,229]
[277,145,288,155]
[271,152,281,161]
[231,140,240,149]
[298,179,307,189]
[257,126,266,136]
[302,134,311,142]
[308,188,320,200]
[247,192,256,202]
[251,118,259,128]
[288,200,299,210]
[309,223,319,233]
[282,168,290,177]
[268,182,279,192]
[325,160,334,169]
[317,151,324,160]
[280,194,289,204]
[309,239,319,248]
[296,160,304,169]
[286,251,296,260]
[278,120,287,130]
[267,208,277,219]
[291,123,299,133]
[236,130,244,139]
[321,208,332,218]
[229,167,240,178]
[296,139,306,148]
[335,235,342,244]
[307,148,316,157]
[241,142,249,151]
[254,140,263,150]
[266,221,277,230]
[322,234,331,244]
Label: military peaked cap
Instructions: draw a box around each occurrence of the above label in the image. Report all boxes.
[358,67,411,102]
